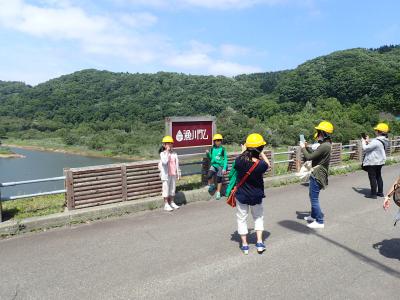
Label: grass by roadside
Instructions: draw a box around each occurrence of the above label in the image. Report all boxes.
[0,176,202,221]
[2,194,65,221]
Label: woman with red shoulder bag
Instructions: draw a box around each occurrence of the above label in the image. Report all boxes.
[233,133,270,255]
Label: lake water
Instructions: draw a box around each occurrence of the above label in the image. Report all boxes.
[0,147,126,198]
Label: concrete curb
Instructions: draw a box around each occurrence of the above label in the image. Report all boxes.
[1,158,399,237]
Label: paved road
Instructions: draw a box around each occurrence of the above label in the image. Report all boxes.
[1,165,399,300]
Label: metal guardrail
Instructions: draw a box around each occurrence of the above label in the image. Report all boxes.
[0,176,66,202]
[342,144,357,155]
[274,151,295,164]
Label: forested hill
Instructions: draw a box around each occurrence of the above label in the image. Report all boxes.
[0,45,399,155]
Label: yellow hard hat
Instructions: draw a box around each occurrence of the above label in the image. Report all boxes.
[374,123,389,133]
[162,135,174,143]
[245,133,266,148]
[213,133,223,141]
[315,121,334,134]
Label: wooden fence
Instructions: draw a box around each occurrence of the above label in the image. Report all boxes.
[65,161,161,209]
[64,137,400,210]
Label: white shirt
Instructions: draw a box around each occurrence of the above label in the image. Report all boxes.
[158,151,181,181]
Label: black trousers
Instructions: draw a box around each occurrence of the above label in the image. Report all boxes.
[366,165,384,195]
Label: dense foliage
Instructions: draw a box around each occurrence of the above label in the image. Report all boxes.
[0,45,399,155]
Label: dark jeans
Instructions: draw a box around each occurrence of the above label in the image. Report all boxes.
[366,165,384,195]
[309,176,324,224]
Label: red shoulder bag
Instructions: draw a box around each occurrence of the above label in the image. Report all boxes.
[226,160,260,208]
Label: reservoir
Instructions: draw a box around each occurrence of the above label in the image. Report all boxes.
[0,147,125,198]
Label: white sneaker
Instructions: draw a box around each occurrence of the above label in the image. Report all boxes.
[170,202,180,209]
[164,204,173,212]
[304,216,314,222]
[307,221,324,229]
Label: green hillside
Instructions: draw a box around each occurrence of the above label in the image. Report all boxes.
[0,45,399,157]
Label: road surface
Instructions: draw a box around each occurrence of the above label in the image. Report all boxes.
[1,165,399,299]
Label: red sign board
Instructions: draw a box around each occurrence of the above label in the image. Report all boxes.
[171,121,213,148]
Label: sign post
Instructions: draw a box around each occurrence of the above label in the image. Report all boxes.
[165,116,216,155]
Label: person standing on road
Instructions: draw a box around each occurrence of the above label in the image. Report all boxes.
[362,123,390,199]
[159,136,181,212]
[300,121,333,229]
[206,134,228,200]
[234,133,270,254]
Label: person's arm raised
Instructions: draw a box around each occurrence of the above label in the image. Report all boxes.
[260,151,271,167]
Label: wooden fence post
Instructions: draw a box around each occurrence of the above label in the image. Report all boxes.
[121,164,127,201]
[64,169,75,210]
[393,136,400,155]
[268,149,275,176]
[349,140,363,162]
[329,143,342,167]
[295,146,302,172]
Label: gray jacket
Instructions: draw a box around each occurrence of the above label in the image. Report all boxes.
[362,136,389,166]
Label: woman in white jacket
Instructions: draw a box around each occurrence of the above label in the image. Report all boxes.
[362,123,390,199]
[159,136,181,211]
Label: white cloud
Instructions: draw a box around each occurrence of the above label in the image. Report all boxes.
[124,0,289,10]
[209,61,262,76]
[0,0,164,64]
[167,41,262,76]
[180,0,280,9]
[0,0,264,83]
[220,44,250,57]
[120,12,158,28]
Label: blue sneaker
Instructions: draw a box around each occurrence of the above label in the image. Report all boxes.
[215,192,221,200]
[208,184,216,193]
[256,242,266,254]
[241,245,249,255]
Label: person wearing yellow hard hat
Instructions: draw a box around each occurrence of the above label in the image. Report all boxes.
[159,136,181,211]
[205,133,228,200]
[300,121,334,229]
[361,123,390,199]
[233,133,271,254]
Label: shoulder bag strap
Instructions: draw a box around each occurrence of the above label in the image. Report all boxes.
[377,139,386,150]
[235,160,260,189]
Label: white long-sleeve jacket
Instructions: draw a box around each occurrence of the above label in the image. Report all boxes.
[158,151,181,181]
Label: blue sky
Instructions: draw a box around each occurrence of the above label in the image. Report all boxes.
[0,0,399,85]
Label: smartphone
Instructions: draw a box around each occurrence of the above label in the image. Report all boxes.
[299,134,305,143]
[361,133,366,139]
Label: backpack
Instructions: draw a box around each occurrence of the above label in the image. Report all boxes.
[211,146,225,158]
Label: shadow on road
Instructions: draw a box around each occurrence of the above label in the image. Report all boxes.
[278,220,400,279]
[352,187,371,197]
[373,239,400,261]
[230,230,271,246]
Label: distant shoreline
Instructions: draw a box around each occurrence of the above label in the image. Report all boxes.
[0,153,25,159]
[2,143,139,161]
